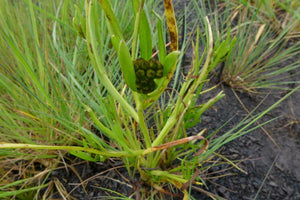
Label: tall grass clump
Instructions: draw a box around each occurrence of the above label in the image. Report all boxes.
[1,0,299,199]
[0,0,140,198]
[236,0,300,39]
[216,0,300,92]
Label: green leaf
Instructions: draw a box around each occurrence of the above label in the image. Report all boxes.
[117,39,137,91]
[73,5,86,38]
[153,11,167,64]
[97,0,123,41]
[73,5,80,30]
[0,185,48,198]
[69,150,98,162]
[132,0,152,60]
[162,51,180,76]
[139,12,152,59]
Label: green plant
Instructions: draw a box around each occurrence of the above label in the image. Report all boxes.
[237,0,300,38]
[0,0,228,198]
[0,0,137,198]
[1,0,299,199]
[216,0,300,93]
[57,0,228,197]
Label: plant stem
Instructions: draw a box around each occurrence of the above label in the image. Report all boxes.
[101,74,139,122]
[136,95,152,149]
[86,1,139,122]
[152,114,178,147]
[131,0,143,60]
[0,143,144,158]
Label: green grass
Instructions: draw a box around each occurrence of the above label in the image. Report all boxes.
[0,0,143,198]
[0,0,299,199]
[218,0,300,92]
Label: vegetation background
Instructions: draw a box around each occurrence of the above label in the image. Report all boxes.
[0,0,299,199]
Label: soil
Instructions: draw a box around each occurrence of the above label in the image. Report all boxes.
[190,80,300,200]
[46,1,300,200]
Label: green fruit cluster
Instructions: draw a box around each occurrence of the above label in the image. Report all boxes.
[133,58,163,94]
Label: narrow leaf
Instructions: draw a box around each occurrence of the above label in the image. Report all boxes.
[163,50,180,76]
[153,11,167,63]
[139,9,152,59]
[69,150,98,162]
[164,0,178,51]
[117,39,137,91]
[132,0,152,59]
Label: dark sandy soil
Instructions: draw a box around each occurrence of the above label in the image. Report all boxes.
[190,80,300,200]
[47,1,300,199]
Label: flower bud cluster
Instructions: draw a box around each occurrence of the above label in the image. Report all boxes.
[133,58,163,94]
